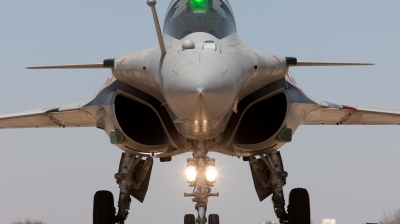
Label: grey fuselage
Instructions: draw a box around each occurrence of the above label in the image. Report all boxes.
[88,1,321,158]
[113,32,286,140]
[105,30,303,155]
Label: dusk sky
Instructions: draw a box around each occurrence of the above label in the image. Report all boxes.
[1,1,400,224]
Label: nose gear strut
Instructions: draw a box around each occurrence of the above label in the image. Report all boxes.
[184,141,219,224]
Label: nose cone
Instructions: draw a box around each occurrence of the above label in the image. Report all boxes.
[163,53,238,121]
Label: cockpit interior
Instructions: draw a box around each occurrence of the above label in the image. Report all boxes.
[163,0,237,39]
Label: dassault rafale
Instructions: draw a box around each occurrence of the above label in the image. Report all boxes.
[3,1,399,224]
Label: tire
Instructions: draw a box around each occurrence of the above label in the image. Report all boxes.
[287,188,310,224]
[184,214,195,224]
[93,190,115,224]
[208,214,219,224]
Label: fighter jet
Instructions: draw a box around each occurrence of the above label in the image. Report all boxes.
[1,0,398,224]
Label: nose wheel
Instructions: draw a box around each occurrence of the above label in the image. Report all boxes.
[184,214,196,224]
[183,213,219,224]
[208,214,220,224]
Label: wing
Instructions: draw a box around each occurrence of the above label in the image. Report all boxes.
[0,100,96,129]
[25,59,115,69]
[303,101,400,125]
[284,57,374,67]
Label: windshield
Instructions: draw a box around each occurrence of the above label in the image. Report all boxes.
[164,0,236,39]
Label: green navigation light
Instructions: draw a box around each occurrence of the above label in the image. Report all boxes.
[190,0,210,13]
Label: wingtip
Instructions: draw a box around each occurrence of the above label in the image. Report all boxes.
[25,59,116,69]
[24,63,106,69]
[291,61,376,67]
[284,57,375,67]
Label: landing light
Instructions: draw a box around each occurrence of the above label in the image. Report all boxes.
[206,166,217,182]
[186,166,197,182]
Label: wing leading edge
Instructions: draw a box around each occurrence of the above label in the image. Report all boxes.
[0,100,96,129]
[25,59,116,69]
[304,102,400,125]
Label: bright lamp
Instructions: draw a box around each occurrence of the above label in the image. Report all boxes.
[186,166,197,182]
[206,166,217,182]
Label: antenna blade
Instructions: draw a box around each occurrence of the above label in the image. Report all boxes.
[147,0,167,55]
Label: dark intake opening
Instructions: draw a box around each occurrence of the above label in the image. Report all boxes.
[234,93,287,144]
[115,95,169,145]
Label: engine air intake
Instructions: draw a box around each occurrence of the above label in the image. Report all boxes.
[114,95,169,145]
[234,94,287,144]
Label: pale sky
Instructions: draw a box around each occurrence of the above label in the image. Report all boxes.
[1,1,400,224]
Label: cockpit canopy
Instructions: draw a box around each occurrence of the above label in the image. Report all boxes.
[163,0,237,40]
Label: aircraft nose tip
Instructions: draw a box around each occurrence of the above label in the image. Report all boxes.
[164,61,238,121]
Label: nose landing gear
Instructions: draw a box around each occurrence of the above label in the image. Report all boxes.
[184,140,219,224]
